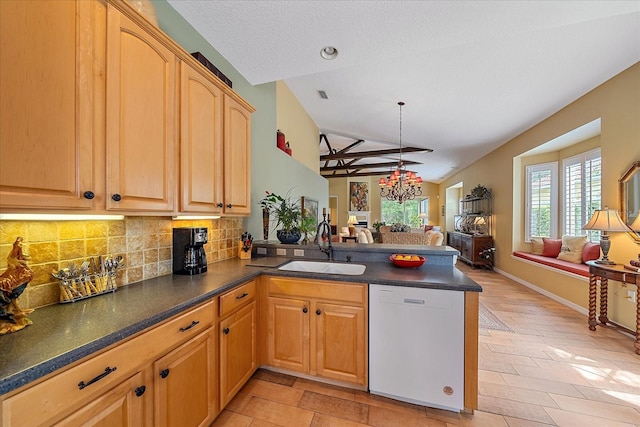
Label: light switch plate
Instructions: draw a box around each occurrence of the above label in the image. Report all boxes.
[293,249,304,257]
[257,247,267,255]
[276,248,287,256]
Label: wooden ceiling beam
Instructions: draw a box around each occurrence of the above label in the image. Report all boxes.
[320,160,420,172]
[320,146,432,161]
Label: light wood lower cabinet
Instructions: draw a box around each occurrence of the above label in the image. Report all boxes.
[1,301,216,427]
[265,276,368,387]
[219,299,258,407]
[155,330,216,427]
[54,370,151,427]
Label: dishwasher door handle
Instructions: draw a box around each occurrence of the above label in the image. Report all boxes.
[403,298,425,305]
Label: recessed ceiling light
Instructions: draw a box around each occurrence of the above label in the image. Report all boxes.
[320,46,338,60]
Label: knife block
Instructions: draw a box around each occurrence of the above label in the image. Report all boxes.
[238,242,252,259]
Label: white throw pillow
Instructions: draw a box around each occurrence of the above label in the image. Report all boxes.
[556,235,587,264]
[357,230,369,244]
[530,237,544,255]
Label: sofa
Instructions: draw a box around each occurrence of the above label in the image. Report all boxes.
[379,229,444,246]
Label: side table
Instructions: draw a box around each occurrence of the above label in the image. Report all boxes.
[341,236,358,243]
[586,261,640,354]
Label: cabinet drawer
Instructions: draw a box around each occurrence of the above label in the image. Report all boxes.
[220,280,257,318]
[2,301,214,427]
[266,276,366,305]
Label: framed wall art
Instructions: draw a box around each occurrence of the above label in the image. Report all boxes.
[349,181,369,211]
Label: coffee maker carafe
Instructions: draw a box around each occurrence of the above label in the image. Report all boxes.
[173,227,208,275]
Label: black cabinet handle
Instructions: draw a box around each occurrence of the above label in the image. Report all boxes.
[160,369,170,379]
[78,366,117,390]
[217,202,223,208]
[83,191,95,200]
[179,320,199,332]
[227,204,232,208]
[302,307,308,313]
[223,327,230,335]
[316,309,321,315]
[235,292,248,300]
[135,385,146,397]
[111,194,122,202]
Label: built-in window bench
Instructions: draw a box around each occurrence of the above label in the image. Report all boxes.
[512,251,590,279]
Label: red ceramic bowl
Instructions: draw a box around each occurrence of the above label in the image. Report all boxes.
[390,254,426,268]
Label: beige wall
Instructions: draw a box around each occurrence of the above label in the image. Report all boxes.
[0,217,243,308]
[276,81,320,173]
[441,62,640,329]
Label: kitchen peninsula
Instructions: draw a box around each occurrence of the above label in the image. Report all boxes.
[0,250,481,426]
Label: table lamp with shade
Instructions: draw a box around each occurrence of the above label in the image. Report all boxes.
[347,215,358,237]
[582,207,632,265]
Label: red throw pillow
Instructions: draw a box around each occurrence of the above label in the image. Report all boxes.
[542,238,562,258]
[582,242,601,263]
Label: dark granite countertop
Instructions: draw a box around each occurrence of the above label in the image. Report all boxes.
[0,257,480,396]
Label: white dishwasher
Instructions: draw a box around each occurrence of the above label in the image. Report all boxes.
[369,284,465,412]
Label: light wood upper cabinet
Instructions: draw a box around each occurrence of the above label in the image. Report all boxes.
[179,62,224,214]
[223,95,252,215]
[0,0,102,210]
[105,5,176,212]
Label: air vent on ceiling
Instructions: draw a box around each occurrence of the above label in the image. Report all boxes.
[318,90,328,99]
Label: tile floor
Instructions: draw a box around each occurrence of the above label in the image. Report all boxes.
[211,263,640,426]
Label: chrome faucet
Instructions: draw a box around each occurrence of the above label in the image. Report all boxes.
[317,213,333,261]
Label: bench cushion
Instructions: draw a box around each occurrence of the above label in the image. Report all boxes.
[513,251,589,277]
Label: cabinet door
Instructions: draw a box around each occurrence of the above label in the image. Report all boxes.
[155,330,216,427]
[223,95,252,215]
[54,371,149,427]
[219,300,257,407]
[266,296,310,373]
[0,0,100,210]
[179,62,224,214]
[315,302,367,385]
[106,7,176,212]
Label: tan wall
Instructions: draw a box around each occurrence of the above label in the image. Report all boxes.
[276,81,319,173]
[0,217,243,308]
[441,62,640,329]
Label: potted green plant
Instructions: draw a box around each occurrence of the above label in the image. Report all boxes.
[259,191,302,244]
[299,215,316,245]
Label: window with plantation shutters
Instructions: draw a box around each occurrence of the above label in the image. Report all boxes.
[526,163,558,241]
[562,148,602,241]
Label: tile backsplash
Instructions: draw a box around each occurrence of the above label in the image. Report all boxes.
[0,217,244,308]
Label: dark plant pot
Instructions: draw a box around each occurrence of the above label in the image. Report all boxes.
[277,230,301,244]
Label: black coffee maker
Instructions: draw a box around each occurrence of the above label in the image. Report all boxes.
[173,227,208,275]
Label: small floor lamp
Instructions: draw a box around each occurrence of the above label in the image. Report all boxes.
[582,208,632,265]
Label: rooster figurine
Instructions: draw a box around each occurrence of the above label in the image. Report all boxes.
[0,237,34,334]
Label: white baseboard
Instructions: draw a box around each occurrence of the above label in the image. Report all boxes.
[493,267,588,316]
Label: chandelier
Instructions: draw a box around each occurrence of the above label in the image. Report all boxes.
[379,102,423,204]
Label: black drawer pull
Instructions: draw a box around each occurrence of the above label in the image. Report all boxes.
[83,191,95,200]
[223,327,230,335]
[78,366,117,390]
[226,204,232,208]
[217,202,223,208]
[302,307,308,313]
[135,385,146,397]
[111,193,121,202]
[235,292,249,300]
[179,320,199,332]
[316,309,322,315]
[160,368,170,379]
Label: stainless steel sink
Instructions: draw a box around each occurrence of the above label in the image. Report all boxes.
[278,261,366,275]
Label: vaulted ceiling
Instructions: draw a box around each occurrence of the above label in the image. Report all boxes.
[167,1,640,183]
